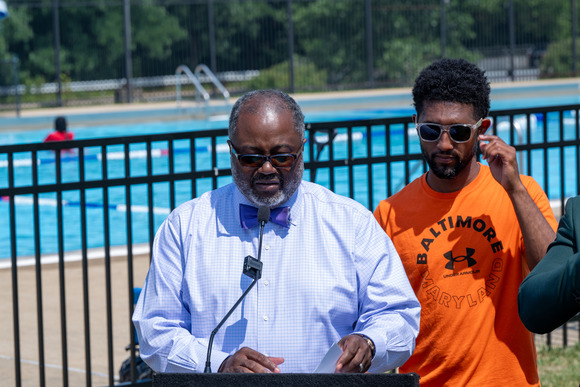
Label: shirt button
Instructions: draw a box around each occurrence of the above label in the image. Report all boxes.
[265,245,270,250]
[263,280,269,286]
[263,315,269,321]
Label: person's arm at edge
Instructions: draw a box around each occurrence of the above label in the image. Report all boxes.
[506,177,557,269]
[518,197,580,333]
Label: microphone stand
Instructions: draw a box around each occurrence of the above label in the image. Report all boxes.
[204,207,270,373]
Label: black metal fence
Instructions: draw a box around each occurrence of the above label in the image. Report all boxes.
[1,0,580,109]
[1,105,579,386]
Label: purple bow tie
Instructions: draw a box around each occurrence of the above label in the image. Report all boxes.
[239,204,291,229]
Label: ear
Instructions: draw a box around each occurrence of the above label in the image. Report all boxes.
[227,140,236,155]
[412,114,417,124]
[479,118,492,135]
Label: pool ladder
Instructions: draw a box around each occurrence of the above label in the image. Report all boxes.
[175,64,231,119]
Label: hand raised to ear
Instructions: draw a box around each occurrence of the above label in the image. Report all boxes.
[479,134,522,193]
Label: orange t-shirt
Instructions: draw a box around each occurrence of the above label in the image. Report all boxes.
[374,164,557,387]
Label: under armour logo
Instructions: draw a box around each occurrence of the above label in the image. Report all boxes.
[443,248,477,270]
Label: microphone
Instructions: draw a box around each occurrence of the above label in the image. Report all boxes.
[256,206,270,261]
[204,206,270,373]
[257,205,270,225]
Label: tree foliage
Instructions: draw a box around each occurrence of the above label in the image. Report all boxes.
[540,38,580,78]
[0,0,577,94]
[246,54,327,90]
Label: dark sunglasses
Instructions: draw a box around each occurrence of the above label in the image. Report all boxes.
[229,142,304,168]
[416,118,483,143]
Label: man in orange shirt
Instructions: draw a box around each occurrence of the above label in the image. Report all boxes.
[374,58,557,386]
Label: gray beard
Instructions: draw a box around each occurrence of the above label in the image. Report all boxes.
[232,162,304,207]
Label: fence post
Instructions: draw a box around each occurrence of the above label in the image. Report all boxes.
[572,0,578,76]
[208,0,217,75]
[508,0,515,81]
[123,0,133,103]
[440,0,447,58]
[287,0,295,93]
[12,54,20,117]
[365,0,374,87]
[52,0,62,107]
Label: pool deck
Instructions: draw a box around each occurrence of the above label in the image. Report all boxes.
[0,87,417,131]
[1,77,580,131]
[0,249,151,386]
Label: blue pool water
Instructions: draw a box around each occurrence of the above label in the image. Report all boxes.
[2,89,580,259]
[0,109,418,145]
[2,83,580,145]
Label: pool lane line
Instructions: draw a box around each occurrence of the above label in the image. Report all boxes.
[1,132,365,168]
[1,196,171,215]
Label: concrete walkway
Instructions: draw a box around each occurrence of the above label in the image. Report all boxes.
[0,252,150,386]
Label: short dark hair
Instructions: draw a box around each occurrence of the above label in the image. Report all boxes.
[412,58,490,120]
[228,89,305,140]
[54,116,67,132]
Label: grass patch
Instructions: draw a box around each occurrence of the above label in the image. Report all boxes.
[537,343,580,386]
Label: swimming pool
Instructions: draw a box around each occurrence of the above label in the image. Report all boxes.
[2,80,580,145]
[2,85,580,259]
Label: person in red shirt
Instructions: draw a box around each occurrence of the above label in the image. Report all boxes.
[44,116,74,143]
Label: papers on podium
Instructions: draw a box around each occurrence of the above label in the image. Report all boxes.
[313,342,342,373]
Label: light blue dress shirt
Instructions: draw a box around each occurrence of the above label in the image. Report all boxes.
[133,181,420,373]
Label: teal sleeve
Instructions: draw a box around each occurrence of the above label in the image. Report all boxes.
[518,196,580,333]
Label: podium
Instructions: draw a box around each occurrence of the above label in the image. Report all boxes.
[152,372,420,386]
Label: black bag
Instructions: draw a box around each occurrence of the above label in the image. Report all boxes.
[118,353,153,382]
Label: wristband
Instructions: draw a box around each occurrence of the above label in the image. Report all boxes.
[356,334,376,358]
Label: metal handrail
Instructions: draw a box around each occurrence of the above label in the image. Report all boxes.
[175,64,209,116]
[175,64,230,119]
[194,64,230,106]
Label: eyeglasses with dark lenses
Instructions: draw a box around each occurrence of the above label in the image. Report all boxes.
[416,118,483,143]
[229,143,304,168]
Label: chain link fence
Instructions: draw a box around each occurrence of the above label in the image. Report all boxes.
[0,0,579,111]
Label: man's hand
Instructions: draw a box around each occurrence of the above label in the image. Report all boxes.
[479,134,556,269]
[335,334,373,373]
[218,347,284,373]
[479,134,522,193]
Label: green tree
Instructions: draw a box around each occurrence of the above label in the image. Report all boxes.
[0,5,33,61]
[540,38,579,78]
[2,0,579,99]
[212,1,288,71]
[246,54,327,91]
[0,6,34,87]
[1,1,187,83]
[131,3,188,77]
[293,0,367,86]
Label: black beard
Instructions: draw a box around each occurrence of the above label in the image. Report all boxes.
[422,144,476,180]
